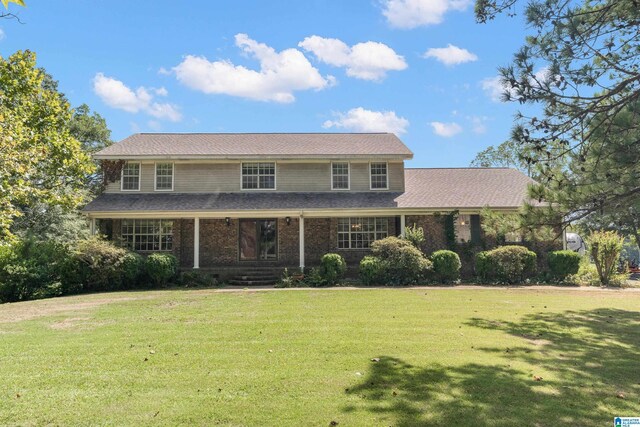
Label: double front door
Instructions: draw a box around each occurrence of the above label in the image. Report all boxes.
[239,219,277,261]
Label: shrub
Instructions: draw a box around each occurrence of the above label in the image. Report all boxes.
[318,253,346,286]
[74,238,136,292]
[121,252,144,288]
[404,224,425,250]
[588,230,624,286]
[548,250,581,279]
[145,253,178,286]
[300,267,325,287]
[431,250,461,283]
[359,255,383,285]
[179,270,218,288]
[0,239,80,303]
[369,237,433,286]
[475,245,537,284]
[275,268,298,288]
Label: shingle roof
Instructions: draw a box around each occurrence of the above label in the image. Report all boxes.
[83,192,403,212]
[84,168,538,213]
[397,168,537,209]
[94,133,413,160]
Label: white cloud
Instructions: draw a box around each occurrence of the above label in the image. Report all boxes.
[430,121,462,137]
[423,44,477,66]
[93,73,182,122]
[382,0,471,29]
[0,28,5,41]
[299,36,407,81]
[468,116,488,134]
[153,87,168,97]
[481,76,511,102]
[158,67,171,76]
[323,107,409,134]
[173,33,332,103]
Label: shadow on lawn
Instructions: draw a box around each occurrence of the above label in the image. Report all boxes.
[344,309,640,426]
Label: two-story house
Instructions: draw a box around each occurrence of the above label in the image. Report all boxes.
[84,133,537,278]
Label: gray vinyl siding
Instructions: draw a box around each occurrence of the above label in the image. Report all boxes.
[174,163,240,192]
[103,161,405,193]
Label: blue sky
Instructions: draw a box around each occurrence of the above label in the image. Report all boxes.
[0,0,531,167]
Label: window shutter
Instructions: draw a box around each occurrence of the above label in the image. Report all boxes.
[470,215,481,244]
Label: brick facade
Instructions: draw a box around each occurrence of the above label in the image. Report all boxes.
[105,215,563,278]
[405,215,448,255]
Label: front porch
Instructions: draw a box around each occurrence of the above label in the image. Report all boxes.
[98,215,414,274]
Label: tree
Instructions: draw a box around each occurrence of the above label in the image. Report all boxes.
[0,50,94,241]
[470,139,531,174]
[1,0,24,21]
[69,104,113,193]
[475,0,640,230]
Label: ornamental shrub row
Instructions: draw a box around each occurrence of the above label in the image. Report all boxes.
[0,238,179,304]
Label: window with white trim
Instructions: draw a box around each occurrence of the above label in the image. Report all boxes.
[337,217,388,249]
[121,162,140,191]
[332,162,349,190]
[370,162,388,189]
[121,219,173,251]
[155,163,174,191]
[242,162,275,189]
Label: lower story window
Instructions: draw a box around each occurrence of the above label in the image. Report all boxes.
[121,219,173,251]
[337,217,388,249]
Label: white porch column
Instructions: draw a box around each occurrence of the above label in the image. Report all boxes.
[299,215,305,271]
[90,218,96,235]
[400,214,406,237]
[193,217,200,269]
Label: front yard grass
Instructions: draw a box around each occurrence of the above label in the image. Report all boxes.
[0,287,639,426]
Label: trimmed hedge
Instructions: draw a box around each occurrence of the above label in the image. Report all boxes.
[359,255,383,285]
[145,253,178,286]
[359,237,432,286]
[318,253,346,286]
[475,245,537,284]
[548,250,581,279]
[430,250,461,283]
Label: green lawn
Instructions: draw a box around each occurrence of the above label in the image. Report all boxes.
[0,287,639,426]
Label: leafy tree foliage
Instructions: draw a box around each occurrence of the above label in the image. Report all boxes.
[475,0,640,235]
[470,139,530,173]
[69,104,113,193]
[588,230,624,285]
[0,50,95,241]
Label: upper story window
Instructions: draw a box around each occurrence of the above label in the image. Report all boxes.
[155,162,174,191]
[331,162,350,190]
[121,162,140,191]
[370,162,388,190]
[242,162,276,190]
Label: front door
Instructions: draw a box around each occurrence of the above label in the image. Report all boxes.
[239,219,277,261]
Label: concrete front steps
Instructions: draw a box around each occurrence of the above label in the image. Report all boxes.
[228,268,281,286]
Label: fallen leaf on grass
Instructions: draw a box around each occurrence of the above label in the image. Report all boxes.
[616,392,625,399]
[533,375,543,381]
[371,358,380,362]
